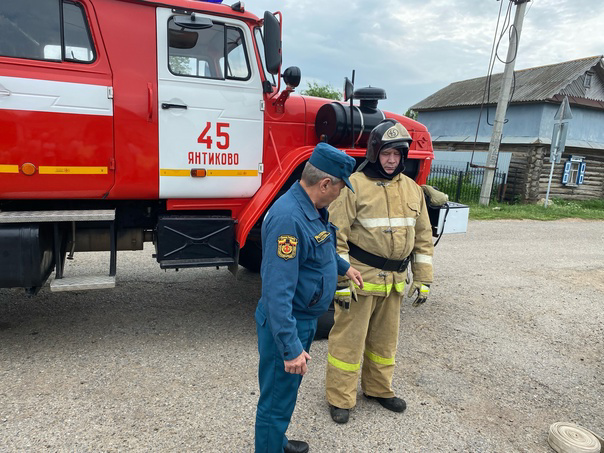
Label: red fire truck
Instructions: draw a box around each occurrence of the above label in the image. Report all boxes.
[0,0,433,294]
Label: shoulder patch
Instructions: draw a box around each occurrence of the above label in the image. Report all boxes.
[277,235,298,260]
[314,231,330,244]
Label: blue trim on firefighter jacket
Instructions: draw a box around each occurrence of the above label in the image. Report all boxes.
[257,181,350,361]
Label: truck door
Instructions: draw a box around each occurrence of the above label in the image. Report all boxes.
[0,0,114,199]
[156,8,264,199]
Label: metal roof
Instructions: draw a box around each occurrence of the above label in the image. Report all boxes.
[412,56,604,111]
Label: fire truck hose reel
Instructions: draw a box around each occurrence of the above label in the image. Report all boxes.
[547,422,602,453]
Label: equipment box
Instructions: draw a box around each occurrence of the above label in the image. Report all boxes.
[156,216,236,268]
[428,202,469,236]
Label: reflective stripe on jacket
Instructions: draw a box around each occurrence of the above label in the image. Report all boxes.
[328,172,434,296]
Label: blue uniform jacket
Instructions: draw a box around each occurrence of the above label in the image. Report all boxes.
[257,181,350,361]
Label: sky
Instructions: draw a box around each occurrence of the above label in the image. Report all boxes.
[249,0,604,114]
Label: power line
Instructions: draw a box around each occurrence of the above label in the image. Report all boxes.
[525,0,536,16]
[479,0,529,205]
[470,0,508,167]
[471,1,521,150]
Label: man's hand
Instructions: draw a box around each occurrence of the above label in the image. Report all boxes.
[284,350,312,375]
[345,266,363,289]
[407,281,430,306]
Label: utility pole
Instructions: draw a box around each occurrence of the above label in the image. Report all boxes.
[479,0,530,206]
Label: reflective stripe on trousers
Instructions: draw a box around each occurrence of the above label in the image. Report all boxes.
[328,352,360,372]
[354,280,405,295]
[327,349,394,372]
[364,349,395,366]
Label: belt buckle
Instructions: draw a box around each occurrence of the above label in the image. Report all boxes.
[397,258,408,273]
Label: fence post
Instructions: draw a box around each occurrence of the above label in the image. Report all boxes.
[456,171,463,202]
[499,172,507,202]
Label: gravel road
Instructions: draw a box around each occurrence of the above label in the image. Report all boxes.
[1,220,603,452]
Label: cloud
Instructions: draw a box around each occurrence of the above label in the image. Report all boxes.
[519,0,604,67]
[250,0,604,113]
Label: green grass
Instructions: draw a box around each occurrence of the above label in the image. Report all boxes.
[467,198,604,220]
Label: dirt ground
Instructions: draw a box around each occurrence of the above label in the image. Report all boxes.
[0,219,603,452]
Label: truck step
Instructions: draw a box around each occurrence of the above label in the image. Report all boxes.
[0,209,115,223]
[50,275,116,292]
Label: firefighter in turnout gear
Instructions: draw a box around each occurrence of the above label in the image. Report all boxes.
[325,120,434,424]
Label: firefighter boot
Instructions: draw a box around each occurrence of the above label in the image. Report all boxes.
[364,394,407,413]
[284,440,309,453]
[329,405,350,424]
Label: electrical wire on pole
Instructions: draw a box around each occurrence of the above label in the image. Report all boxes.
[478,0,530,206]
[469,0,510,169]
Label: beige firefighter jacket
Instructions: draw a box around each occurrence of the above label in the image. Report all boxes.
[328,171,434,297]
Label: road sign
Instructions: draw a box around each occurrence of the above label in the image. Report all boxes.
[549,97,573,163]
[546,96,573,207]
[554,96,573,121]
[549,121,570,163]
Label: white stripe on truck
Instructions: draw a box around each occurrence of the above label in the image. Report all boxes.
[0,76,113,116]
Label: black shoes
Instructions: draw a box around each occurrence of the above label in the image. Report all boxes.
[329,395,405,423]
[364,394,407,413]
[284,440,309,453]
[329,404,350,424]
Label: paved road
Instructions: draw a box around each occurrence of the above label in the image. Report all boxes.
[1,220,603,452]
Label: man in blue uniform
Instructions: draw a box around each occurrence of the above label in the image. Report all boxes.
[254,143,363,453]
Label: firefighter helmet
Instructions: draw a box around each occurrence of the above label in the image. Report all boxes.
[365,119,412,163]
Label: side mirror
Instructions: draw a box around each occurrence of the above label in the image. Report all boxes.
[282,66,301,88]
[174,13,213,30]
[263,11,282,75]
[343,77,354,102]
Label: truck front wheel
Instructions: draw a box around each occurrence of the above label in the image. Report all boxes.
[314,300,335,340]
[238,241,262,273]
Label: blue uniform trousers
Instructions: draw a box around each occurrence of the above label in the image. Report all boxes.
[255,308,317,453]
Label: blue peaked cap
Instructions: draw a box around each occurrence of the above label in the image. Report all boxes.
[308,142,356,192]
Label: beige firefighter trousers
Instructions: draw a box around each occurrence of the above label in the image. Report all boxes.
[326,290,402,409]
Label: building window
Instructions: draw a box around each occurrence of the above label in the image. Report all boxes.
[562,156,586,186]
[584,72,593,89]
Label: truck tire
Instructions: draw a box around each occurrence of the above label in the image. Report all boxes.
[239,241,262,273]
[314,301,335,340]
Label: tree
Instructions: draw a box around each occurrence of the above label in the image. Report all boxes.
[300,82,342,101]
[404,108,418,120]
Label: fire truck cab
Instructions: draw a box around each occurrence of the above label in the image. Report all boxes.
[0,0,434,294]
